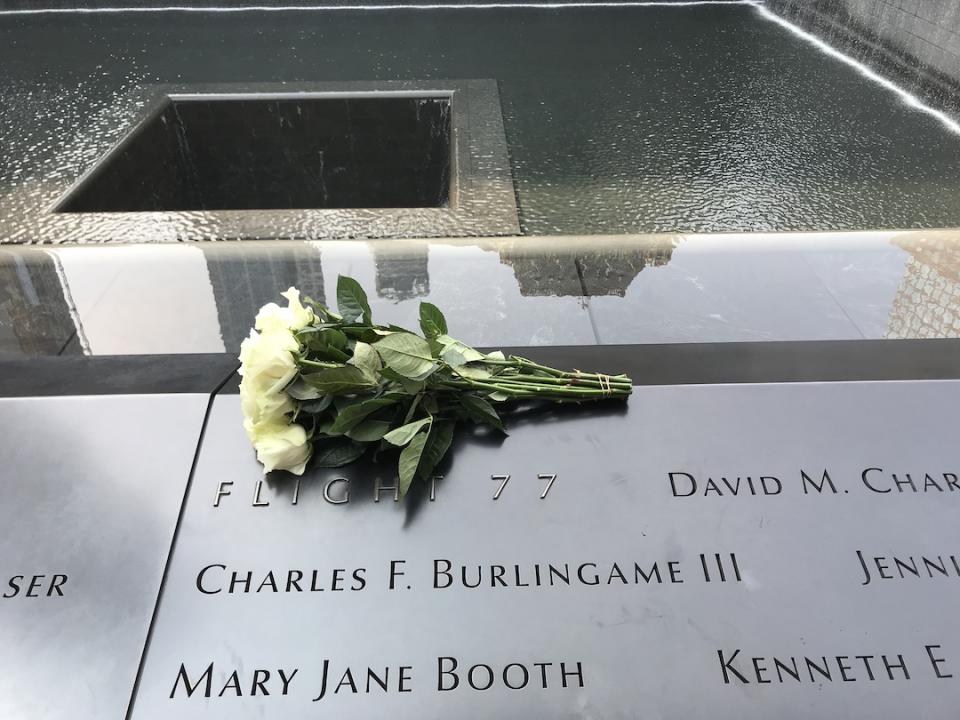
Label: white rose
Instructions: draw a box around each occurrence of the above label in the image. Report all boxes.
[240,291,315,476]
[238,328,299,394]
[240,378,295,440]
[251,421,311,475]
[255,287,314,333]
[281,287,314,330]
[254,303,291,334]
[238,328,258,367]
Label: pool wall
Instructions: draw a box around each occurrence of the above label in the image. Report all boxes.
[4,0,957,121]
[768,0,960,117]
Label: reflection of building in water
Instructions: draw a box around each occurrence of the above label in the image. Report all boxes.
[373,245,429,301]
[500,244,673,297]
[575,247,672,296]
[204,244,325,352]
[0,249,81,356]
[887,236,960,339]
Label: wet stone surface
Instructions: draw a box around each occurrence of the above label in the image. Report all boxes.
[2,4,960,241]
[5,231,960,357]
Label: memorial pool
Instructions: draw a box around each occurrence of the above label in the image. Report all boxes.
[2,2,960,242]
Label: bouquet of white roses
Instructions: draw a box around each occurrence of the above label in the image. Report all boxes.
[239,276,632,496]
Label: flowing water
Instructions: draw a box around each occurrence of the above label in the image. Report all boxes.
[1,3,960,241]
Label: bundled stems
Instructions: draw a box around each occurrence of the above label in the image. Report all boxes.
[440,377,631,401]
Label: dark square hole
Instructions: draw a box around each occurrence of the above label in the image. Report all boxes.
[56,95,452,213]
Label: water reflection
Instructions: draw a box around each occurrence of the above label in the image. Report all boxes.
[3,233,960,357]
[0,248,81,356]
[499,240,673,297]
[372,244,429,302]
[206,242,325,352]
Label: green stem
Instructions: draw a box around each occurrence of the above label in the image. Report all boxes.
[438,380,537,398]
[489,373,632,390]
[490,380,630,397]
[403,393,423,423]
[297,358,343,369]
[484,357,630,384]
[483,357,565,377]
[441,378,629,399]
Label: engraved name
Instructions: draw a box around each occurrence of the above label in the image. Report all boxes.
[717,645,954,685]
[856,550,960,585]
[192,555,744,594]
[670,468,960,497]
[168,657,586,701]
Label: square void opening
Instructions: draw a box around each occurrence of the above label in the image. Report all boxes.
[56,95,452,213]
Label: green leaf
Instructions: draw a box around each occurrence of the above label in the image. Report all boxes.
[398,428,430,497]
[421,394,439,415]
[380,367,426,394]
[374,332,436,379]
[459,394,506,432]
[456,364,492,381]
[314,417,336,436]
[337,275,372,325]
[348,341,382,380]
[299,326,348,349]
[303,295,341,322]
[409,364,439,382]
[418,418,454,481]
[346,419,392,442]
[383,417,432,447]
[285,376,323,400]
[486,350,506,361]
[299,327,350,361]
[313,437,367,467]
[303,366,378,395]
[437,335,486,364]
[299,395,334,414]
[342,326,381,343]
[419,302,448,339]
[440,347,468,368]
[333,394,366,412]
[328,398,396,435]
[427,337,444,357]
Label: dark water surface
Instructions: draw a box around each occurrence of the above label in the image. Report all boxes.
[2,4,960,240]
